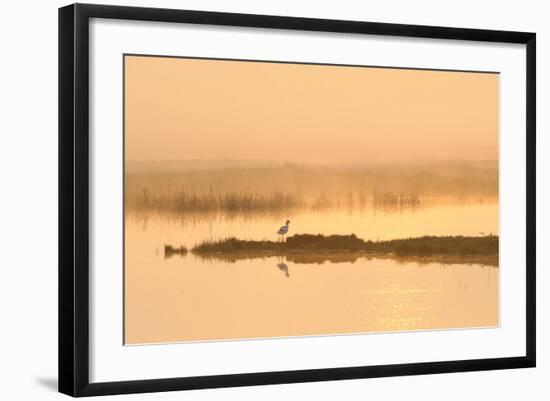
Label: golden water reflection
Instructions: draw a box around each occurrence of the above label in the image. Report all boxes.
[124,204,499,344]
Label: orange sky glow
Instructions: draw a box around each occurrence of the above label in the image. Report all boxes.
[124,55,499,164]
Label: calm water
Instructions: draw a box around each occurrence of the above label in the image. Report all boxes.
[124,203,499,344]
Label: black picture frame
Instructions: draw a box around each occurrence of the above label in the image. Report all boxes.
[59,3,536,397]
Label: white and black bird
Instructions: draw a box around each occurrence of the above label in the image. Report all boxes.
[277,220,290,242]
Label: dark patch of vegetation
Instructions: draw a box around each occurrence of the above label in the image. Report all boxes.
[164,245,188,258]
[285,234,366,251]
[189,234,498,258]
[192,238,281,253]
[364,235,498,256]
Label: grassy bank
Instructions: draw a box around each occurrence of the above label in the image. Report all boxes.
[180,234,499,266]
[192,234,498,255]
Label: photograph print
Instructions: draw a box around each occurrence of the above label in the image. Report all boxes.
[124,55,499,345]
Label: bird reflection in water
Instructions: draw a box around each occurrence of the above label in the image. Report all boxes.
[276,262,290,278]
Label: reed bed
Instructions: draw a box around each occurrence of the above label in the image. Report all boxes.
[125,162,498,213]
[164,245,188,258]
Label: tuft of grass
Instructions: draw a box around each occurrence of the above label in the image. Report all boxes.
[164,245,188,258]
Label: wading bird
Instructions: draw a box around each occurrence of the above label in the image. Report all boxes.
[277,220,290,242]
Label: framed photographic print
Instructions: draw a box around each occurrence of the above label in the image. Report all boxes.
[58,3,536,397]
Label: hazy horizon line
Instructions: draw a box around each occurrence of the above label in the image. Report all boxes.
[126,157,499,165]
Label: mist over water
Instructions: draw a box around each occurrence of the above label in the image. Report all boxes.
[125,161,498,213]
[124,161,499,344]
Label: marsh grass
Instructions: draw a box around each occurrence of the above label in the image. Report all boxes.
[364,235,499,256]
[132,189,305,213]
[125,162,498,214]
[190,234,498,256]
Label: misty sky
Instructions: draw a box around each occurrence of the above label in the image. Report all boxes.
[124,55,498,164]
